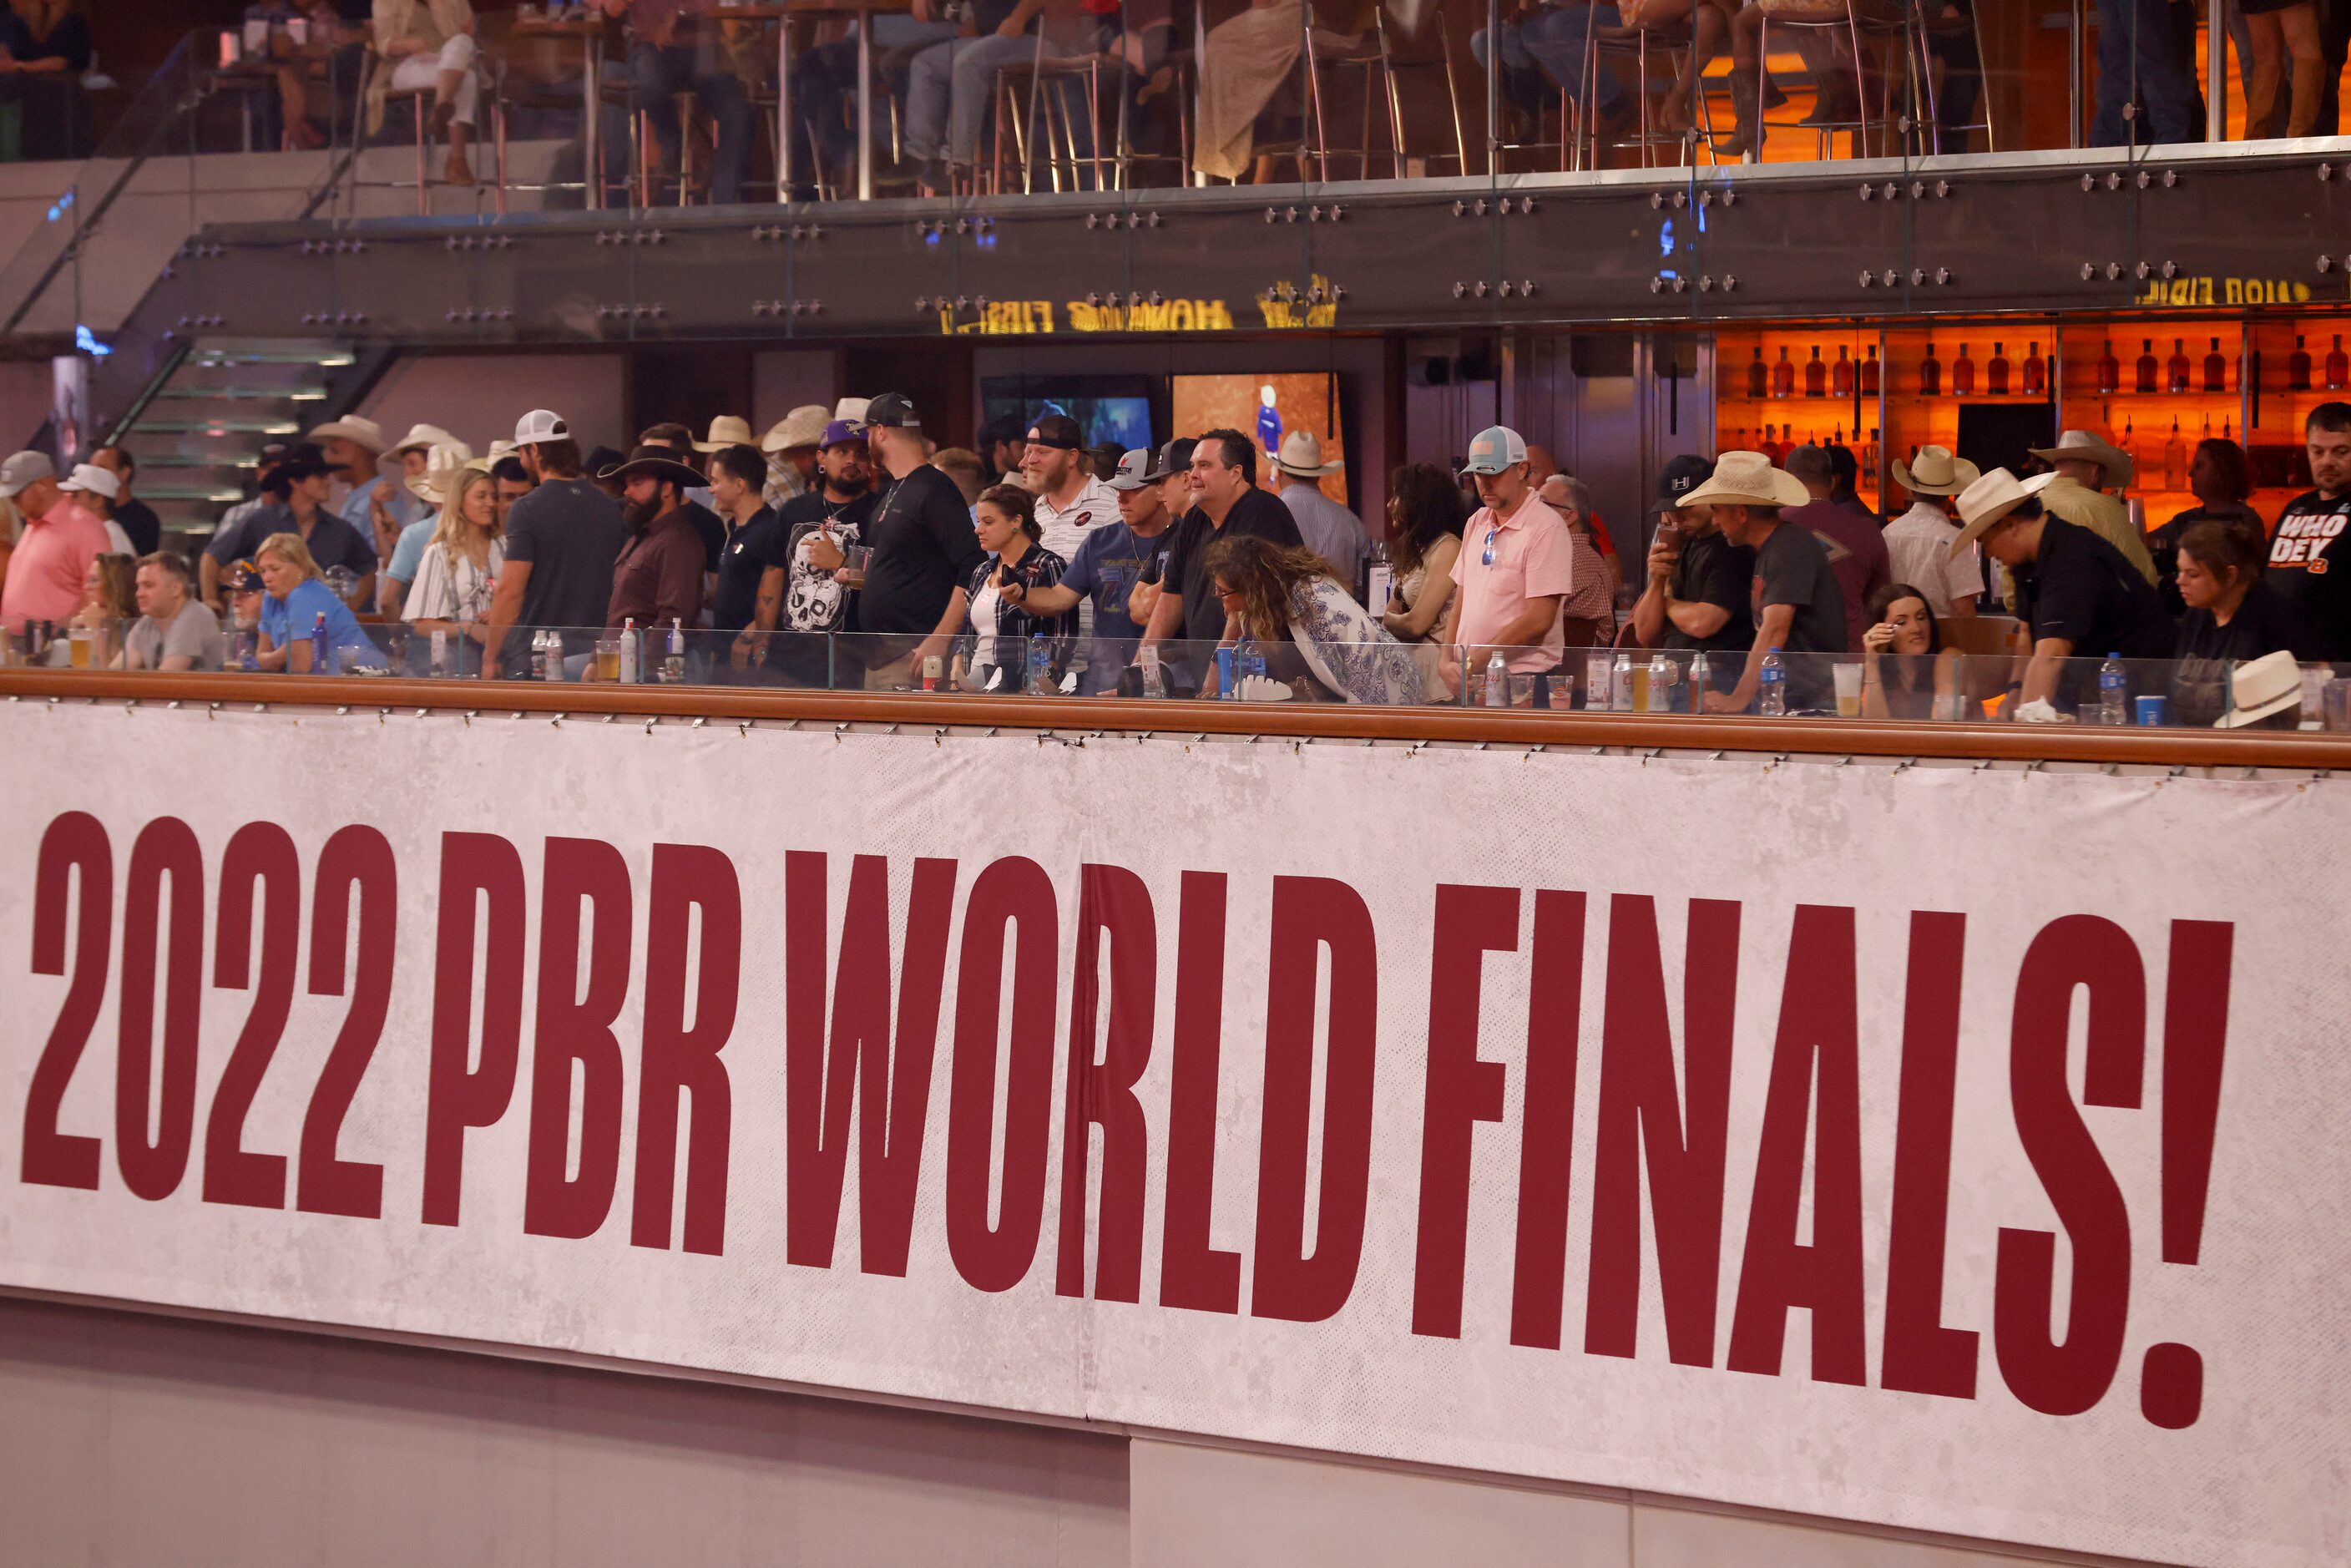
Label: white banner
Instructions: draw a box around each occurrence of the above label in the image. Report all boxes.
[1,703,2344,1566]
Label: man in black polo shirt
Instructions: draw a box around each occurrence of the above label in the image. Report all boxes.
[1138,427,1302,691]
[853,392,985,687]
[2268,402,2351,659]
[1954,467,2172,716]
[1631,453,1756,695]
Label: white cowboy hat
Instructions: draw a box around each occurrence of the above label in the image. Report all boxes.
[834,397,871,425]
[1679,450,1810,510]
[387,422,458,461]
[1273,430,1344,478]
[1891,444,1981,497]
[1949,467,2057,557]
[691,415,756,453]
[485,438,515,467]
[2216,650,2308,728]
[406,442,486,504]
[307,416,387,453]
[761,405,831,454]
[2030,430,2133,488]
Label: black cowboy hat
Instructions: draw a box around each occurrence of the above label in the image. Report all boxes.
[596,443,705,489]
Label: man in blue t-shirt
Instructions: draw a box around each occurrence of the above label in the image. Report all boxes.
[998,448,1177,694]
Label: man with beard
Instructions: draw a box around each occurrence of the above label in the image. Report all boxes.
[486,409,627,679]
[599,443,708,648]
[767,420,877,687]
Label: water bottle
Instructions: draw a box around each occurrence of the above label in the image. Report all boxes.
[1585,648,1612,711]
[1483,650,1509,707]
[235,627,259,671]
[619,618,639,684]
[310,611,331,675]
[1647,650,1674,714]
[1239,636,1267,688]
[1027,634,1053,693]
[1215,645,1236,698]
[1610,650,1633,711]
[663,618,686,684]
[430,628,448,676]
[2098,652,2128,726]
[1758,647,1787,714]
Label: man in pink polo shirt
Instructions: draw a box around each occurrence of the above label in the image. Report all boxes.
[1437,424,1576,697]
[0,450,108,635]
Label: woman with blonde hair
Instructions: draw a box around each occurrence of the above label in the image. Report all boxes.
[402,459,501,665]
[1203,533,1423,704]
[255,531,387,673]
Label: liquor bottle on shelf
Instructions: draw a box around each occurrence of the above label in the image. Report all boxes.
[1986,341,2010,397]
[1864,426,1881,473]
[2328,334,2349,392]
[1804,344,1827,397]
[2164,418,2186,490]
[1832,344,1854,398]
[2121,419,2136,472]
[2166,337,2191,394]
[2222,418,2232,442]
[1860,343,1881,396]
[1772,345,1795,397]
[2021,340,2046,397]
[1953,343,1976,397]
[2136,338,2158,393]
[1746,346,1768,399]
[1920,341,1942,397]
[2290,334,2313,391]
[1760,422,1778,460]
[1731,427,1747,452]
[2097,339,2121,395]
[2202,336,2227,393]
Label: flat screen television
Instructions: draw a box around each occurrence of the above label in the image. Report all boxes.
[978,376,1156,456]
[1169,372,1347,503]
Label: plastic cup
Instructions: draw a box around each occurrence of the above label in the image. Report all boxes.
[594,639,621,681]
[842,544,872,588]
[2325,680,2351,733]
[1832,660,1863,716]
[2134,694,2169,727]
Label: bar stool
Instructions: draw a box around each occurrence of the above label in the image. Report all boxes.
[1579,23,1714,168]
[1012,53,1195,192]
[351,53,458,215]
[1753,0,1903,159]
[1905,0,1992,153]
[1376,3,1471,174]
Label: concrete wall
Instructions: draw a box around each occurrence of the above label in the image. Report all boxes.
[0,1293,2148,1568]
[354,350,629,463]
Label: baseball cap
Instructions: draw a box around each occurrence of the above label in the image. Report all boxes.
[977,412,1024,448]
[1106,448,1154,491]
[1459,426,1529,477]
[819,418,866,449]
[862,392,919,429]
[1025,413,1083,451]
[59,463,119,501]
[1145,437,1197,482]
[224,559,264,594]
[1655,453,1715,511]
[0,450,53,497]
[253,440,292,470]
[513,408,569,446]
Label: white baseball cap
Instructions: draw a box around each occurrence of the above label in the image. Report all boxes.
[58,462,120,501]
[513,408,569,447]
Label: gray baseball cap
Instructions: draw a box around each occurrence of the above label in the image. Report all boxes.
[0,450,53,498]
[1106,448,1154,491]
[1459,426,1529,477]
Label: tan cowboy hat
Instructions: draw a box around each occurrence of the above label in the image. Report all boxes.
[2030,429,2133,488]
[406,443,487,505]
[308,416,387,453]
[761,405,830,454]
[2216,650,2308,728]
[1679,450,1809,509]
[387,422,458,460]
[691,415,756,453]
[1949,467,2056,557]
[1891,444,1981,497]
[1273,430,1344,478]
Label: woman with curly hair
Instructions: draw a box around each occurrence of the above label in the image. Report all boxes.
[1203,533,1423,704]
[1378,462,1468,644]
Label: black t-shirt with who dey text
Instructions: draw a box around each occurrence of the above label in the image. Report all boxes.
[2268,489,2351,660]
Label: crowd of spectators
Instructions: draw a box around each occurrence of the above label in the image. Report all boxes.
[8,390,2351,729]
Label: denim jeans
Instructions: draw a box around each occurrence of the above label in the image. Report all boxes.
[1470,4,1625,116]
[629,42,751,202]
[2091,0,2204,145]
[903,31,1069,168]
[793,16,959,171]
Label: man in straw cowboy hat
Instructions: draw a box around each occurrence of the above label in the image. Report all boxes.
[1950,467,2171,716]
[2025,429,2156,587]
[1681,450,1848,715]
[307,414,419,544]
[1884,444,1984,619]
[761,405,832,507]
[1271,429,1367,592]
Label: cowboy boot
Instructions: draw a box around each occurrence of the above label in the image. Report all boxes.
[1715,72,1760,158]
[2246,57,2282,136]
[2288,58,2326,137]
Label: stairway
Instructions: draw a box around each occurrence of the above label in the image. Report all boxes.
[107,337,379,550]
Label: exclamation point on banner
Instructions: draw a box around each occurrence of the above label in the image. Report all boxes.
[2139,920,2233,1431]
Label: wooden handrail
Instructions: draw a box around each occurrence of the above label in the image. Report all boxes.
[9,668,2351,767]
